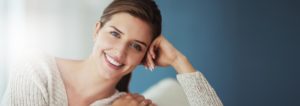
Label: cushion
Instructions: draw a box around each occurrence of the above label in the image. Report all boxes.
[142,78,189,106]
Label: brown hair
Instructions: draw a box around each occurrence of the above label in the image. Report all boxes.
[100,0,162,40]
[100,0,162,92]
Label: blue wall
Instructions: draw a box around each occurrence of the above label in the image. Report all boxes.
[130,0,300,105]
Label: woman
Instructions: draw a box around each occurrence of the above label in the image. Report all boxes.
[2,0,223,106]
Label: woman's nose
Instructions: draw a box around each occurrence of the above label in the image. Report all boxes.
[114,43,128,60]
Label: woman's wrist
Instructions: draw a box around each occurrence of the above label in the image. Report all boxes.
[171,51,196,74]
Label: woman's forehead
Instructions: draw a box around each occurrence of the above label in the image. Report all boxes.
[103,13,152,44]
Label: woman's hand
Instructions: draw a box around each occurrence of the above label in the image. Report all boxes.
[144,35,196,74]
[112,93,156,106]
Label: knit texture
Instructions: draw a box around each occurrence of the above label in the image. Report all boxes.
[1,52,223,106]
[177,72,223,106]
[1,53,124,106]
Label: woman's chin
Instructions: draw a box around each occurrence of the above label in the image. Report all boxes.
[99,68,124,80]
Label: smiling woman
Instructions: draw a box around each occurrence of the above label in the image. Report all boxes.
[1,0,222,106]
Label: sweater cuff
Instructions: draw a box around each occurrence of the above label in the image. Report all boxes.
[176,71,203,80]
[176,71,223,106]
[176,71,206,87]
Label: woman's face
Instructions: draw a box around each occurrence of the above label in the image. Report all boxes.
[91,13,152,80]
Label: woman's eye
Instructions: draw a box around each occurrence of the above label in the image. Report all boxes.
[131,43,142,52]
[110,31,120,38]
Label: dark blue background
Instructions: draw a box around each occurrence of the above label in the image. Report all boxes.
[130,0,300,105]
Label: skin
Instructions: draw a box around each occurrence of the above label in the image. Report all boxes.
[112,93,155,106]
[145,35,196,74]
[56,12,196,106]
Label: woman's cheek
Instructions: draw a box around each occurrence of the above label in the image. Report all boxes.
[96,35,114,50]
[128,53,145,65]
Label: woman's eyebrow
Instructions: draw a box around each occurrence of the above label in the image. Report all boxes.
[134,40,147,47]
[110,26,124,35]
[110,26,147,47]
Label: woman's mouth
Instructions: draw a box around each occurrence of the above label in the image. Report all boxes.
[104,53,124,70]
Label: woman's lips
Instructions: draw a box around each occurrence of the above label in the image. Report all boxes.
[104,53,123,70]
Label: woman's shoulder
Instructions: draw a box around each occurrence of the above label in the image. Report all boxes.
[9,49,58,85]
[4,49,68,105]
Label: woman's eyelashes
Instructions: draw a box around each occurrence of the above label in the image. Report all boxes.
[110,31,121,38]
[130,43,142,52]
[109,30,143,52]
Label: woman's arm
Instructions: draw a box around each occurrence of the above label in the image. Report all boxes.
[1,69,48,106]
[144,35,223,106]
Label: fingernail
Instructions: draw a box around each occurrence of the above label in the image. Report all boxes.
[152,54,155,59]
[151,66,155,71]
[145,66,148,70]
[152,64,155,70]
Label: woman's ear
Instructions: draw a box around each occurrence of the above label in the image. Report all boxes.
[93,22,102,42]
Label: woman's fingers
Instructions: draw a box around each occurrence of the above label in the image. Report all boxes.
[146,52,155,71]
[132,93,145,102]
[149,42,156,60]
[144,42,157,71]
[131,93,154,106]
[150,35,163,59]
[150,103,157,106]
[143,55,150,70]
[141,99,152,106]
[112,93,155,106]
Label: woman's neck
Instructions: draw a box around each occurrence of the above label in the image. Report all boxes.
[56,57,120,105]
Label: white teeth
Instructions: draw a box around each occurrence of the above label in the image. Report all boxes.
[105,54,122,66]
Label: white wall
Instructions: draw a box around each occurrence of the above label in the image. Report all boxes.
[0,0,112,100]
[0,0,8,101]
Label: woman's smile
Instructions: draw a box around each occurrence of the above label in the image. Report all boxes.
[103,52,124,71]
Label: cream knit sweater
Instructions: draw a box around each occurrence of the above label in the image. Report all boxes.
[1,53,223,106]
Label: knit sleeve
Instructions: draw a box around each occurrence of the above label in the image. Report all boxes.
[1,63,48,106]
[176,71,223,106]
